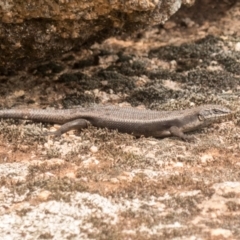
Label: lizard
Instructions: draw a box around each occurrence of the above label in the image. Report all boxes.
[0,104,231,141]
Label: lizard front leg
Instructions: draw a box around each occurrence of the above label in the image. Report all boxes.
[169,126,195,142]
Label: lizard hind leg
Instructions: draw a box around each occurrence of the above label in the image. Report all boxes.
[46,119,90,137]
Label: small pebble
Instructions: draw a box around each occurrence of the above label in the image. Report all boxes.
[90,145,98,153]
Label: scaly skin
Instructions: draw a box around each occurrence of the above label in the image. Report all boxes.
[0,104,231,140]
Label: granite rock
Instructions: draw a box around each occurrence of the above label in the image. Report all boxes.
[0,0,195,71]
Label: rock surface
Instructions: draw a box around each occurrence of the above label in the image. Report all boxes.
[0,0,239,239]
[0,0,194,71]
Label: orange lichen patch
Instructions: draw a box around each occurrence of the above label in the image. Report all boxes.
[0,144,37,163]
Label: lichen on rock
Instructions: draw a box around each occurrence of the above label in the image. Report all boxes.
[0,0,195,70]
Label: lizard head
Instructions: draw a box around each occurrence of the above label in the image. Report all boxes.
[197,105,232,124]
[178,104,232,134]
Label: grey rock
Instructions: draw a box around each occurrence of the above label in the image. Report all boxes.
[0,0,194,71]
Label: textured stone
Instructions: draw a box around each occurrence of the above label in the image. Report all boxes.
[0,0,194,70]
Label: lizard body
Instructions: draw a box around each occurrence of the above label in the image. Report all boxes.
[0,104,231,140]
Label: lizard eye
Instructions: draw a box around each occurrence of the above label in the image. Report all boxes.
[198,114,204,121]
[212,109,223,114]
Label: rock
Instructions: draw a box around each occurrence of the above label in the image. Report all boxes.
[210,228,233,238]
[0,0,195,71]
